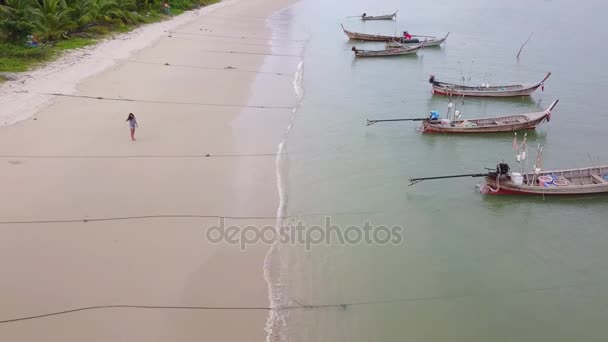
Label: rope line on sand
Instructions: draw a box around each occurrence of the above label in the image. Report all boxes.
[0,283,577,324]
[125,60,289,76]
[0,303,340,324]
[170,31,307,42]
[167,33,306,49]
[201,14,293,22]
[167,35,304,49]
[172,48,300,58]
[39,93,295,110]
[0,153,282,159]
[0,211,378,225]
[0,214,285,225]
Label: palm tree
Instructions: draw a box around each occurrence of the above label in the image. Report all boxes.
[0,0,35,42]
[113,0,138,24]
[66,0,96,29]
[91,0,134,25]
[30,0,74,40]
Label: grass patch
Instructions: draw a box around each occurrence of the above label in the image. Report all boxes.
[0,38,97,72]
[0,57,31,72]
[84,25,112,36]
[201,0,221,4]
[0,44,53,72]
[53,38,97,50]
[114,25,132,33]
[0,74,8,83]
[139,12,163,24]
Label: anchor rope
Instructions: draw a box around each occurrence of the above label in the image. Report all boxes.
[0,282,583,325]
[0,211,376,225]
[170,31,307,43]
[38,93,295,110]
[125,59,290,76]
[0,153,282,159]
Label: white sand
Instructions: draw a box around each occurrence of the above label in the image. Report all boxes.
[0,0,300,340]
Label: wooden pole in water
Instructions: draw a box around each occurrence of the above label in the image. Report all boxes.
[517,32,534,59]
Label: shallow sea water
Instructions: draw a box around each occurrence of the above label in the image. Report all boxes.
[269,0,608,341]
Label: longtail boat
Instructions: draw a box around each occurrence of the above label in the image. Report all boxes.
[429,72,551,97]
[367,99,558,133]
[361,11,397,20]
[420,99,559,133]
[410,137,608,196]
[481,164,608,195]
[341,24,417,42]
[412,163,608,196]
[352,45,421,58]
[386,33,450,48]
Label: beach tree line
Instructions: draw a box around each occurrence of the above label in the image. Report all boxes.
[0,0,216,44]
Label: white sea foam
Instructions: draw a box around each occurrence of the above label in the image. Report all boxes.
[264,13,306,342]
[293,61,304,102]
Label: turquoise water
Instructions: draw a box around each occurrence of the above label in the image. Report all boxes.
[277,0,608,341]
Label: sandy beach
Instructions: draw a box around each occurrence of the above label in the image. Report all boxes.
[0,0,300,340]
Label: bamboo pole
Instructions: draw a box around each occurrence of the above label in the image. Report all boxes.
[517,32,534,59]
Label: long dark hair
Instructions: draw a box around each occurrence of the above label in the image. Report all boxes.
[126,113,135,121]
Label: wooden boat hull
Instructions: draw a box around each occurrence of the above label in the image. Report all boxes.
[353,45,421,57]
[420,100,558,134]
[362,12,397,20]
[431,84,541,97]
[387,33,450,48]
[422,116,544,133]
[430,72,551,98]
[482,165,608,195]
[341,24,401,42]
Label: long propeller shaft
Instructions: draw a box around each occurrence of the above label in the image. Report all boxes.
[409,173,489,186]
[366,118,427,126]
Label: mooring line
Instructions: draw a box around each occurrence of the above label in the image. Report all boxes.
[177,48,300,58]
[167,35,304,49]
[0,214,284,225]
[38,93,295,110]
[201,14,293,22]
[125,60,289,76]
[0,282,581,325]
[0,211,389,225]
[0,303,331,324]
[197,17,291,27]
[0,153,281,159]
[170,31,307,42]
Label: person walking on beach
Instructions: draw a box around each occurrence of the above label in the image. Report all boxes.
[126,113,138,141]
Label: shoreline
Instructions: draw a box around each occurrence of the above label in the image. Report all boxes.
[0,0,301,341]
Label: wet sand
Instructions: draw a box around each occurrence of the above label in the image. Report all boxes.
[0,0,300,340]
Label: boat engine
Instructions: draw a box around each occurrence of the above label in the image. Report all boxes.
[429,75,435,83]
[496,163,510,175]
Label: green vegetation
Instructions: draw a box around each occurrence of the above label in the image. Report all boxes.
[54,37,95,49]
[0,0,220,72]
[0,42,51,71]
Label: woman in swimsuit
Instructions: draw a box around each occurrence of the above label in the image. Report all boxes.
[126,113,138,141]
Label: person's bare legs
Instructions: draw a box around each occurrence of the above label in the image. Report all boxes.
[130,128,136,141]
